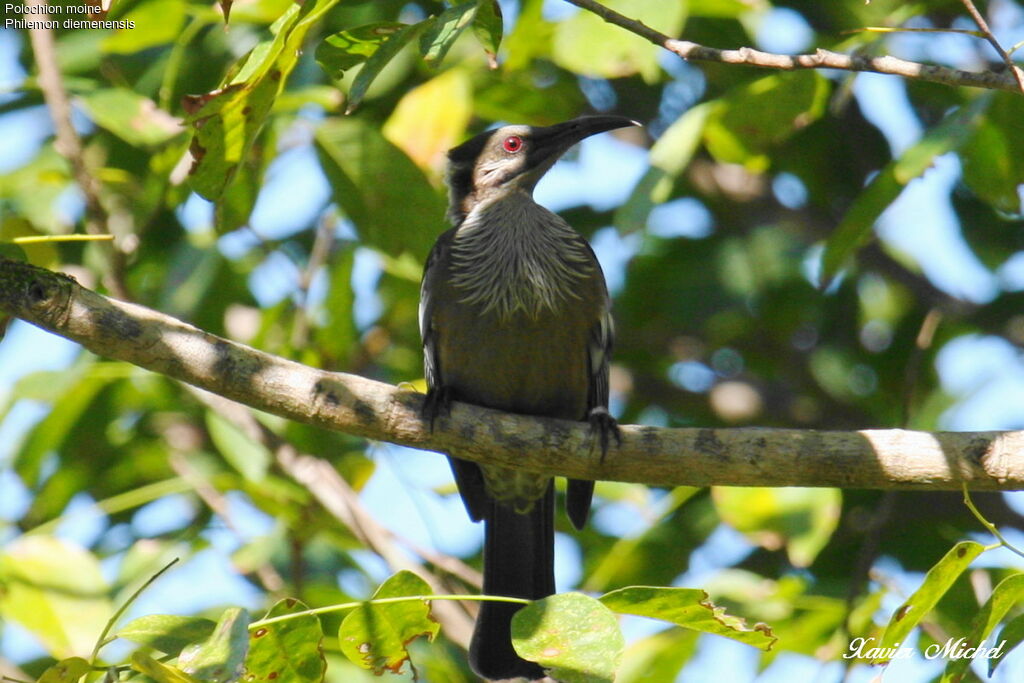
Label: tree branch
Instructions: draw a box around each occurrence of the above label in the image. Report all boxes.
[564,0,1024,93]
[3,256,1024,491]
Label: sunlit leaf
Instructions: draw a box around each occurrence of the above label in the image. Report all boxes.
[703,71,829,171]
[338,570,439,674]
[513,592,623,683]
[552,0,686,81]
[0,536,113,659]
[712,487,841,567]
[38,657,91,683]
[131,651,202,683]
[346,22,425,113]
[205,410,272,483]
[420,2,478,67]
[316,22,406,80]
[820,94,991,287]
[600,586,776,650]
[874,541,986,663]
[102,0,187,54]
[247,599,325,682]
[942,573,1024,681]
[383,68,473,172]
[314,117,446,259]
[117,615,218,656]
[961,92,1024,214]
[185,0,341,199]
[472,0,503,65]
[991,611,1024,677]
[615,102,711,233]
[178,607,250,682]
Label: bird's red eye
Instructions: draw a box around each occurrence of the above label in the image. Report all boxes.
[502,135,523,153]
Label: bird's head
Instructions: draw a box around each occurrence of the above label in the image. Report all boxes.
[446,115,639,224]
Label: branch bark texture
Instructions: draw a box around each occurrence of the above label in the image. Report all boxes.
[2,257,1023,492]
[565,0,1024,94]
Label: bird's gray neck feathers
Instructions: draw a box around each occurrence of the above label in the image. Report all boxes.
[449,192,592,321]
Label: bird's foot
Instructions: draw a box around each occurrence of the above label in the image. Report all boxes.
[587,407,621,463]
[422,386,453,431]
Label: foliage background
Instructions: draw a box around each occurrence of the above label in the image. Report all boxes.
[3,0,1024,680]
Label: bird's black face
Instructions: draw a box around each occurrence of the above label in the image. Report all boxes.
[446,115,638,223]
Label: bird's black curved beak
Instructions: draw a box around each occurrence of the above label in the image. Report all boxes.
[531,115,640,154]
[521,115,639,181]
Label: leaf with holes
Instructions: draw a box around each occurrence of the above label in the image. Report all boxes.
[338,571,439,675]
[246,599,325,682]
[600,586,776,651]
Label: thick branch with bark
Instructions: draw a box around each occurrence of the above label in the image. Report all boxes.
[2,257,1024,491]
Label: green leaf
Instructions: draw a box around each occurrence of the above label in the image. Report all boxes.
[820,94,991,287]
[941,573,1024,682]
[990,611,1024,677]
[116,615,218,656]
[703,71,829,171]
[338,570,439,675]
[131,651,202,683]
[205,410,271,483]
[615,628,698,683]
[315,22,406,80]
[419,2,478,68]
[178,607,250,682]
[346,21,425,113]
[247,599,325,682]
[712,487,841,567]
[0,242,28,262]
[960,92,1024,213]
[0,535,113,659]
[552,0,686,81]
[600,586,776,650]
[102,0,187,54]
[512,592,623,683]
[472,0,503,62]
[13,361,112,485]
[0,216,58,267]
[79,87,185,149]
[314,117,446,260]
[186,0,342,199]
[38,657,91,683]
[615,102,712,233]
[874,541,986,663]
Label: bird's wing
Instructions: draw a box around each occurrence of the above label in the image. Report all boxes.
[419,228,456,394]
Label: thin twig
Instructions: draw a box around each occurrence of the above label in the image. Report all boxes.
[962,485,1024,560]
[563,0,1024,93]
[959,0,1024,93]
[184,385,477,646]
[24,0,132,300]
[291,211,337,349]
[167,450,287,594]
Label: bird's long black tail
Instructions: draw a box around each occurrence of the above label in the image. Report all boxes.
[469,484,555,681]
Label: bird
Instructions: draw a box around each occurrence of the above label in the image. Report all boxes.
[418,115,637,680]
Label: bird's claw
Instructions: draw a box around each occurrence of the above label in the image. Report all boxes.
[422,386,454,432]
[587,407,620,463]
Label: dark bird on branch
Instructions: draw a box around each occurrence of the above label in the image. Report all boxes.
[419,115,638,680]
